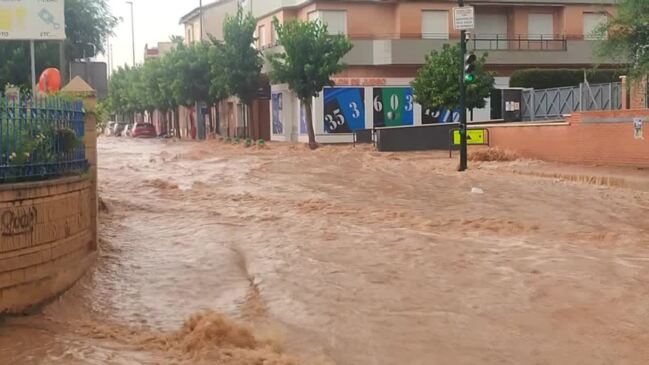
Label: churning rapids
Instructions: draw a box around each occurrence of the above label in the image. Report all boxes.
[1,137,648,364]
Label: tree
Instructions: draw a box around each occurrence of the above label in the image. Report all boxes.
[268,19,352,149]
[597,0,649,79]
[411,44,494,113]
[0,0,118,89]
[218,8,262,138]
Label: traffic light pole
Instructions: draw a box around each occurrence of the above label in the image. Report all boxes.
[458,0,468,172]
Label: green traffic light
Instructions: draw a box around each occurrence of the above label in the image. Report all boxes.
[464,74,475,83]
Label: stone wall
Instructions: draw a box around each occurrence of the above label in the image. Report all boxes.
[0,177,96,314]
[0,77,98,314]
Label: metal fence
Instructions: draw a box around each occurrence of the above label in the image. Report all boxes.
[0,96,87,183]
[522,82,622,121]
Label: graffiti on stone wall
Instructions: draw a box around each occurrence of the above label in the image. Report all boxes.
[1,206,38,237]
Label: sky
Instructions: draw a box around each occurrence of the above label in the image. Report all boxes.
[98,0,200,71]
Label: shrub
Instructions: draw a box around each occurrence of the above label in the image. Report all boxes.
[509,68,627,89]
[244,138,253,147]
[257,139,265,147]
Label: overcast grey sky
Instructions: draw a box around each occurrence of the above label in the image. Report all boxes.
[101,0,199,70]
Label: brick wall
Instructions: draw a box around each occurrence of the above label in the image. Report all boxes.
[482,109,649,168]
[0,177,96,314]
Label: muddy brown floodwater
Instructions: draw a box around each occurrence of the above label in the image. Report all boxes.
[1,137,649,364]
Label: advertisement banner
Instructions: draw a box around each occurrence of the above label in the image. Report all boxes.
[0,0,66,40]
[373,87,414,128]
[323,88,365,133]
[272,93,283,135]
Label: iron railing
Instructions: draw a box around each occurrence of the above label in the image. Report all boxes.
[521,82,622,121]
[469,34,568,51]
[0,95,88,183]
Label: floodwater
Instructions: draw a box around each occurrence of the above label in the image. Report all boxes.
[1,137,649,364]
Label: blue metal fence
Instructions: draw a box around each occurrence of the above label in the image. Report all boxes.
[0,96,88,183]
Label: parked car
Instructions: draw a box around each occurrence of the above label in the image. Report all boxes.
[105,122,116,136]
[131,123,157,138]
[113,123,129,136]
[124,124,134,137]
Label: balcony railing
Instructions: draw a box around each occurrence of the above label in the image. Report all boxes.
[469,34,568,51]
[260,33,579,52]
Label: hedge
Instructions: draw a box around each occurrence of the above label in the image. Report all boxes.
[509,69,627,89]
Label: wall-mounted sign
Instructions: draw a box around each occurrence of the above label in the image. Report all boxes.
[453,6,475,31]
[453,129,486,145]
[333,78,387,87]
[634,118,644,140]
[0,0,66,40]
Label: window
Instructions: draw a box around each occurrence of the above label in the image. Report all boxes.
[528,13,554,40]
[583,12,607,40]
[307,10,347,35]
[474,13,508,49]
[258,25,266,47]
[421,10,449,39]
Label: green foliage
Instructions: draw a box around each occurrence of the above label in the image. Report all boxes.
[233,137,240,144]
[597,0,649,80]
[168,42,215,107]
[268,18,352,148]
[244,138,253,147]
[218,8,262,106]
[268,19,352,101]
[55,128,80,153]
[0,0,118,89]
[257,139,265,147]
[510,69,627,89]
[411,44,494,111]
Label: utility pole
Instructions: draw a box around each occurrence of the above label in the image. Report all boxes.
[458,0,468,172]
[126,1,136,66]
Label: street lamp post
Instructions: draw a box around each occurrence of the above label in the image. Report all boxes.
[126,1,135,66]
[199,0,203,41]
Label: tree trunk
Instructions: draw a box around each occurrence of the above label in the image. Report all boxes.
[305,100,318,150]
[174,108,181,139]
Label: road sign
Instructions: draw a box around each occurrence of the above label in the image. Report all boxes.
[453,129,486,145]
[0,0,66,40]
[453,6,475,31]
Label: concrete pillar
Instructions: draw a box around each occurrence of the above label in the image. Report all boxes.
[630,77,648,110]
[61,76,98,251]
[620,76,628,110]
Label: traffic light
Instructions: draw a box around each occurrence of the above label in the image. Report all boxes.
[464,53,477,84]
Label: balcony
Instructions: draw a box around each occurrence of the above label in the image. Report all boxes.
[469,34,568,51]
[261,33,614,69]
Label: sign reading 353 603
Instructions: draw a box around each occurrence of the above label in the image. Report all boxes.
[0,0,66,40]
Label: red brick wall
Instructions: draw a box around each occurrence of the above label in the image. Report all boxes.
[483,110,649,168]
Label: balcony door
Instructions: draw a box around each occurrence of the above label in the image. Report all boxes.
[474,13,508,50]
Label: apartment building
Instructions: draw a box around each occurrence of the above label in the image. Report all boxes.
[241,0,618,142]
[180,0,238,43]
[144,42,173,60]
[179,0,271,140]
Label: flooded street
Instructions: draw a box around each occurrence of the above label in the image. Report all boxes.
[1,137,649,364]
